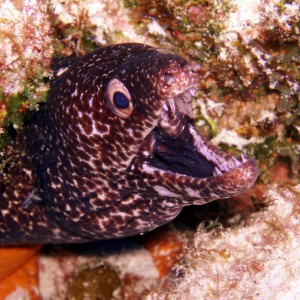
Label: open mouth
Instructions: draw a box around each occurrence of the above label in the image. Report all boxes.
[138,81,259,200]
[150,125,218,179]
[150,123,249,178]
[148,85,246,178]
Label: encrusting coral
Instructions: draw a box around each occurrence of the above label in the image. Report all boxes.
[0,0,53,149]
[146,184,300,299]
[125,0,299,182]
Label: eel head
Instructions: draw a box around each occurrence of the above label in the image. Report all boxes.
[31,44,259,241]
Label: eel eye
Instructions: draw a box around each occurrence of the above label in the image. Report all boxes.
[105,78,133,119]
[113,92,129,109]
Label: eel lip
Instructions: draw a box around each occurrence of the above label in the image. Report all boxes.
[192,157,259,203]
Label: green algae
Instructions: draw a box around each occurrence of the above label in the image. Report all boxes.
[124,0,233,61]
[116,0,300,184]
[0,74,49,152]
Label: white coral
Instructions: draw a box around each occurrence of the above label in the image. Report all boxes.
[0,0,53,94]
[148,184,300,299]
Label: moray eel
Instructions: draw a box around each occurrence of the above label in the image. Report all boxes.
[0,43,259,244]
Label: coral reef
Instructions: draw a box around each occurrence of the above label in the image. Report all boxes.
[39,240,160,299]
[147,184,300,299]
[125,0,300,181]
[0,0,53,150]
[0,0,299,298]
[49,0,154,57]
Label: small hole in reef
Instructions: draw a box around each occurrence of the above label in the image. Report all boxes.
[0,183,6,194]
[174,201,224,229]
[6,125,17,139]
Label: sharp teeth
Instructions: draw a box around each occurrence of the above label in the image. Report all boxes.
[190,88,197,96]
[163,103,168,111]
[213,167,223,176]
[233,157,241,167]
[169,98,176,114]
[241,154,247,163]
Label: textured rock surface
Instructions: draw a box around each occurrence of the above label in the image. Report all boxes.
[146,184,300,299]
[0,0,53,148]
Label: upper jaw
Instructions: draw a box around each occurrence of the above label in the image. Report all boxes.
[163,86,197,119]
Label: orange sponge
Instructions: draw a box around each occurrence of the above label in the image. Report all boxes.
[0,246,41,299]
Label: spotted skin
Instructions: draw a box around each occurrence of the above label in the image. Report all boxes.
[0,44,259,244]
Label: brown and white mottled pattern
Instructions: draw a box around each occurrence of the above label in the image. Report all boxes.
[0,43,259,245]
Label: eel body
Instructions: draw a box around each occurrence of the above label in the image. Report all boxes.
[0,43,259,244]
